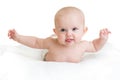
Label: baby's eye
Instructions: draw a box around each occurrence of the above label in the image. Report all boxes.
[72,27,78,31]
[60,28,66,32]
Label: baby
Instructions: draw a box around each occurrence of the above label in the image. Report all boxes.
[8,6,111,63]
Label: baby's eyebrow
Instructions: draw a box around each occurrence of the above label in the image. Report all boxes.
[56,27,65,31]
[72,26,78,28]
[71,26,79,29]
[58,27,66,29]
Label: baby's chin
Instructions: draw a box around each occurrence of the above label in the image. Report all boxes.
[58,40,77,47]
[62,42,76,47]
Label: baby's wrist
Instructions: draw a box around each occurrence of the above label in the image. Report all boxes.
[13,34,19,41]
[99,36,108,41]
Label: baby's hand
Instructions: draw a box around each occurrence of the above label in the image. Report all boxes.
[8,29,17,39]
[99,28,111,39]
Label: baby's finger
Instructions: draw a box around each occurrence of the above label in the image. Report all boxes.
[100,29,105,34]
[105,28,111,34]
[8,32,12,39]
[8,29,15,39]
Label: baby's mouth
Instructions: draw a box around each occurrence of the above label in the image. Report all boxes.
[65,39,74,43]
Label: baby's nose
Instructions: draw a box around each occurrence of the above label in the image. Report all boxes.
[66,31,72,37]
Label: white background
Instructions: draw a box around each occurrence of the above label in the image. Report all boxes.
[0,0,120,49]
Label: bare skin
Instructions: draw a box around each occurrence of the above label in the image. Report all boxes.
[8,7,111,63]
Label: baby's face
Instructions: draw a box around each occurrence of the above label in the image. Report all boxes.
[54,12,86,46]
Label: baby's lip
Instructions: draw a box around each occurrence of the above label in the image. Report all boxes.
[65,38,74,42]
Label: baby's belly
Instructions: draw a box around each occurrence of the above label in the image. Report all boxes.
[45,53,82,63]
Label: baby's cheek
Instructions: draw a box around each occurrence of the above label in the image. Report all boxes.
[76,34,82,39]
[59,34,65,38]
[58,35,65,41]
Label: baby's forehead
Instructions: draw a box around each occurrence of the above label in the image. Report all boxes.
[55,7,84,17]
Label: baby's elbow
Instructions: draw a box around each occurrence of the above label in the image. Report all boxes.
[93,46,103,53]
[92,43,102,52]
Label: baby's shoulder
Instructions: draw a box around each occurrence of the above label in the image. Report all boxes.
[45,36,57,43]
[80,40,89,44]
[43,37,57,48]
[80,40,91,46]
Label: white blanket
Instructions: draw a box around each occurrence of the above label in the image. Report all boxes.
[0,43,120,80]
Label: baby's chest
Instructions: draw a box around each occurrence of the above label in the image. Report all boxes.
[49,46,85,55]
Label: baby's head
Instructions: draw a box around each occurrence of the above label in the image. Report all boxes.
[53,7,87,46]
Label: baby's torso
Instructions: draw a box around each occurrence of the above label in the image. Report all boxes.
[45,39,87,63]
[45,49,84,63]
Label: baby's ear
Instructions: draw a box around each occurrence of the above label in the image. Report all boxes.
[84,26,88,33]
[53,28,56,34]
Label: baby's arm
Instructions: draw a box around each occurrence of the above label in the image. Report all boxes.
[8,29,49,49]
[92,28,111,51]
